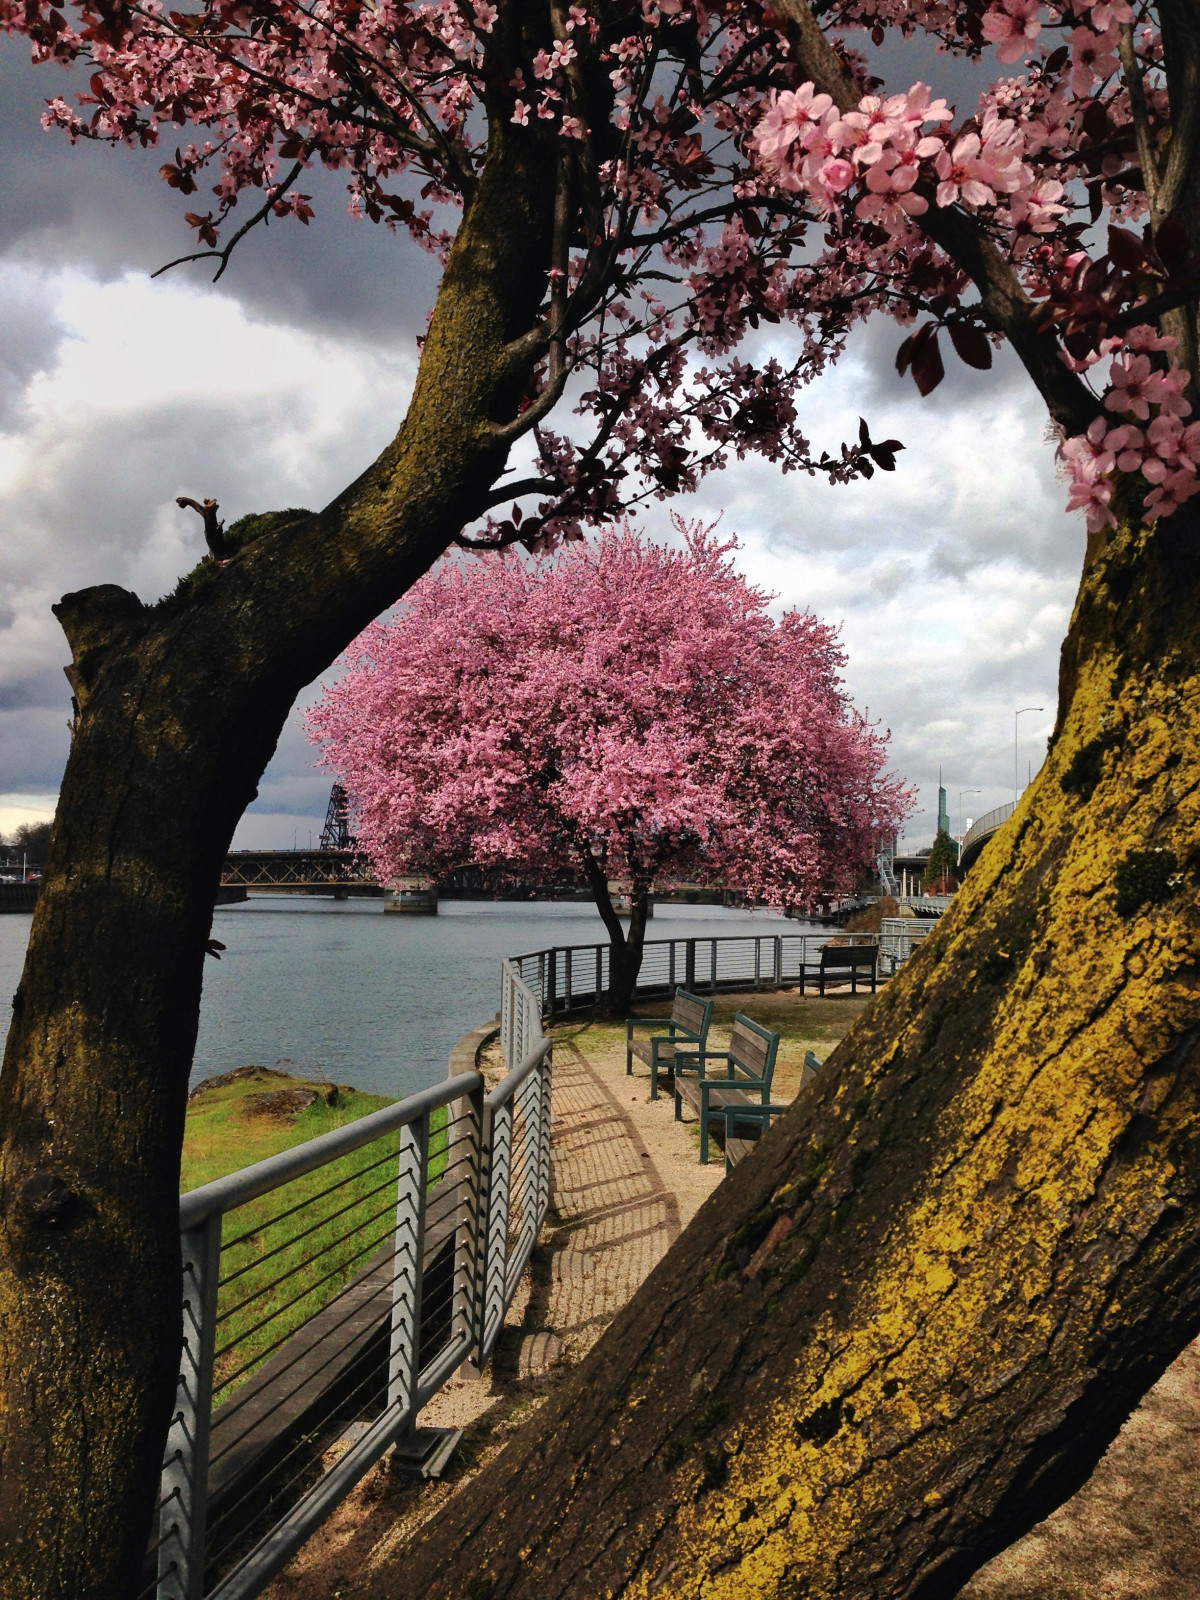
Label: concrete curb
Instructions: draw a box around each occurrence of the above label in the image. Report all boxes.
[447,1021,500,1080]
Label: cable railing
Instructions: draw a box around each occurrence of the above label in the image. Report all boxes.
[509,930,880,1014]
[150,1025,552,1600]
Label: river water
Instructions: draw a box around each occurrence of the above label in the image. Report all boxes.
[0,898,815,1101]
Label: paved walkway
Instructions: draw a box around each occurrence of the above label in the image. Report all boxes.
[263,1023,724,1599]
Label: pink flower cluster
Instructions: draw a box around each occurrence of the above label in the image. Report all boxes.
[1061,329,1200,531]
[751,80,1063,243]
[982,0,1132,70]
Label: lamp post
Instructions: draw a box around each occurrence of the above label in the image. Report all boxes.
[958,789,980,835]
[1015,707,1044,806]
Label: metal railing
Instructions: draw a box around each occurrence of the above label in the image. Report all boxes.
[509,931,878,1013]
[961,802,1014,858]
[878,917,937,973]
[500,956,544,1072]
[153,1033,552,1600]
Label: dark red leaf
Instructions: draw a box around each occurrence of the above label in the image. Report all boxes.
[858,416,871,447]
[1082,100,1109,143]
[948,320,992,370]
[1107,224,1146,273]
[910,327,945,396]
[1088,180,1103,224]
[1045,45,1069,73]
[511,503,523,525]
[858,456,875,478]
[895,332,916,378]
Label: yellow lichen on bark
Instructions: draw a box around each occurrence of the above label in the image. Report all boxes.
[633,519,1200,1598]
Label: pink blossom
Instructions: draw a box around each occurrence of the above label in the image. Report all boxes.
[1069,24,1120,95]
[1104,354,1170,421]
[510,99,530,125]
[981,0,1042,63]
[935,134,996,209]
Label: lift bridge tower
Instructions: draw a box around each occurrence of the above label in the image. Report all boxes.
[319,783,356,851]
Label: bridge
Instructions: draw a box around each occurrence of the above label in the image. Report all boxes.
[958,802,1015,874]
[219,848,381,900]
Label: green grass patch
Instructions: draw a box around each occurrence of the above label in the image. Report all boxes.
[183,1067,448,1401]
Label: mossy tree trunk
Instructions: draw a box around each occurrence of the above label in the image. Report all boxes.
[0,119,559,1600]
[385,502,1200,1598]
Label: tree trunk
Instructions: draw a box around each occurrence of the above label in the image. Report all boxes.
[581,856,650,1017]
[382,502,1200,1599]
[0,117,558,1600]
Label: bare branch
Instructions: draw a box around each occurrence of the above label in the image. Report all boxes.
[152,162,306,281]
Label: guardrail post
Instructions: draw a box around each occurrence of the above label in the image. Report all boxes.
[774,936,782,987]
[565,947,573,1011]
[479,1097,512,1363]
[387,1112,429,1424]
[454,1082,487,1378]
[685,938,695,991]
[547,949,557,1018]
[754,938,761,989]
[536,1047,553,1227]
[710,939,717,992]
[595,945,602,1006]
[159,1211,221,1600]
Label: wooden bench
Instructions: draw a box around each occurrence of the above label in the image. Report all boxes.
[625,989,713,1101]
[723,1050,821,1172]
[801,941,878,996]
[672,1013,780,1164]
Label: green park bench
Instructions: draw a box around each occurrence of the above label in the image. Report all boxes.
[625,988,713,1101]
[801,941,878,996]
[672,1012,781,1164]
[721,1049,822,1173]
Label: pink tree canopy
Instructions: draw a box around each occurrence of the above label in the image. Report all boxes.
[308,524,910,914]
[9,0,1198,545]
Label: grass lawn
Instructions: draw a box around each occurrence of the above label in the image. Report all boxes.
[182,1067,447,1401]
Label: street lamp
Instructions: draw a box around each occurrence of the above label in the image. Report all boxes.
[1015,707,1044,805]
[958,788,980,835]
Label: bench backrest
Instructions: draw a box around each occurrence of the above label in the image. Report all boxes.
[671,990,712,1043]
[727,1013,780,1089]
[819,942,878,971]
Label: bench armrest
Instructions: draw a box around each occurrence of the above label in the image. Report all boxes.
[673,1048,731,1079]
[626,1016,680,1040]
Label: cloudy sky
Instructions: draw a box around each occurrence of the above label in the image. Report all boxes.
[0,33,1081,853]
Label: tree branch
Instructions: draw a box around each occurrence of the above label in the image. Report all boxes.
[151,162,306,281]
[487,141,573,446]
[1119,23,1161,215]
[768,0,1098,436]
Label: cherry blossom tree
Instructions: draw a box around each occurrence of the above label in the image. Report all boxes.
[310,524,908,1011]
[3,0,1200,1590]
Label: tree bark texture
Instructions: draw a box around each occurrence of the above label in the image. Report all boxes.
[0,118,558,1600]
[384,504,1200,1599]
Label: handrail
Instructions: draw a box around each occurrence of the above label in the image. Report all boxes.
[961,802,1014,855]
[179,1074,482,1229]
[159,1028,551,1600]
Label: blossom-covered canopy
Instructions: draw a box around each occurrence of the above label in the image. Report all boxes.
[308,525,910,905]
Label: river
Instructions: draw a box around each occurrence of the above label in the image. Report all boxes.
[0,898,818,1101]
